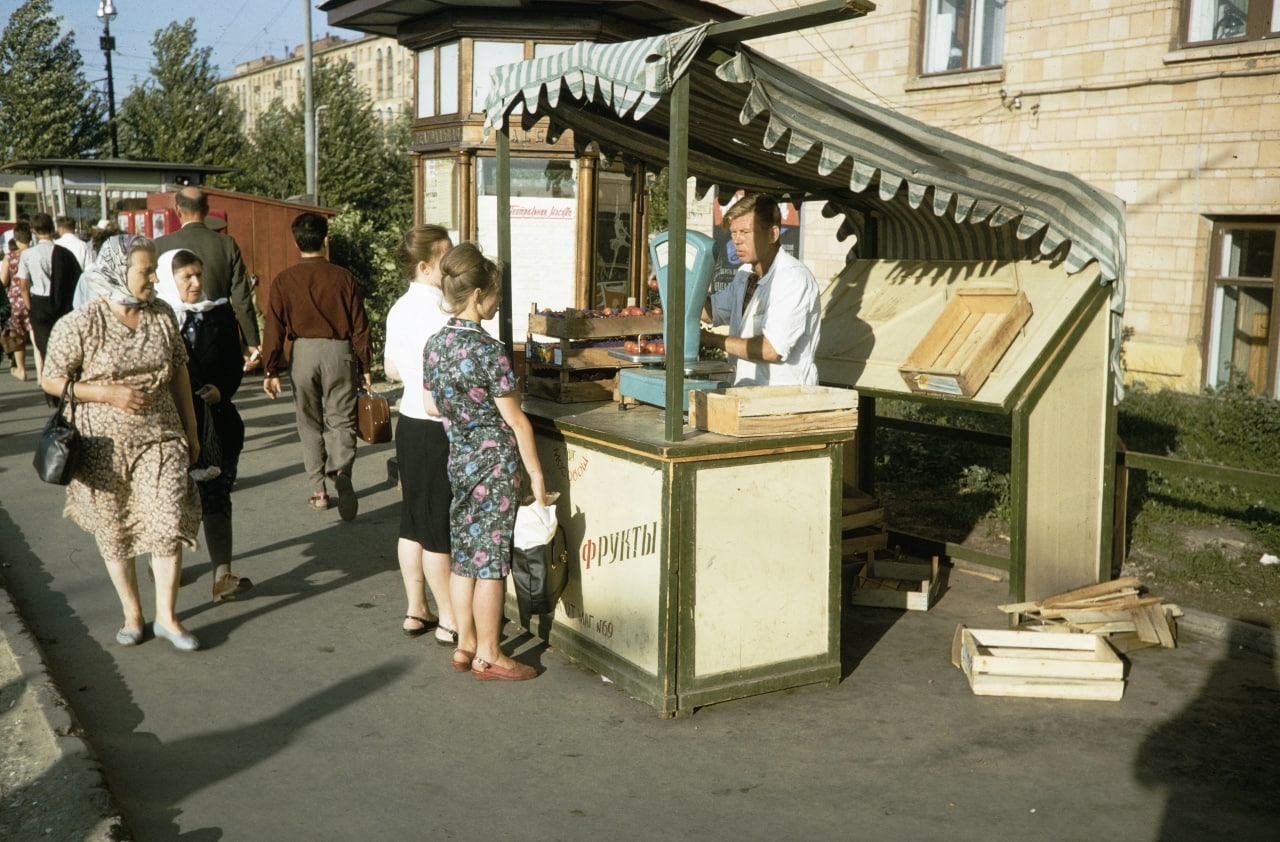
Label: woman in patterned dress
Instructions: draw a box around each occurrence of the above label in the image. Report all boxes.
[3,224,32,379]
[423,242,547,681]
[41,235,204,651]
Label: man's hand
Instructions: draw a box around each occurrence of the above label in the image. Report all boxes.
[195,384,222,405]
[362,371,373,391]
[263,376,282,399]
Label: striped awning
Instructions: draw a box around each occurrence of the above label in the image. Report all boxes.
[483,27,1128,389]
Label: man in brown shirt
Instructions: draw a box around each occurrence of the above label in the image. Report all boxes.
[262,212,371,520]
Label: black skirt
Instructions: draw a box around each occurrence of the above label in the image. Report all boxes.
[394,414,452,553]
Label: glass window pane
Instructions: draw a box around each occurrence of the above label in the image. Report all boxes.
[1215,0,1249,39]
[420,156,459,234]
[477,157,576,199]
[1211,284,1272,393]
[416,49,435,118]
[923,0,962,73]
[472,41,525,114]
[972,0,1006,67]
[1220,228,1276,279]
[439,42,459,115]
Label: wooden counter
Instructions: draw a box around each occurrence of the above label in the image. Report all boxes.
[508,398,852,717]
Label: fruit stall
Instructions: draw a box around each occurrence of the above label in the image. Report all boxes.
[480,2,1126,716]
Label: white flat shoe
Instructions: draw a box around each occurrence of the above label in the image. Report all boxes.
[115,627,143,646]
[153,621,200,651]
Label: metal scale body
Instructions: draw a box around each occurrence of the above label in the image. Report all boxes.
[615,230,732,409]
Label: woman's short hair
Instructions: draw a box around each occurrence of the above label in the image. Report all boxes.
[439,242,502,313]
[395,224,452,279]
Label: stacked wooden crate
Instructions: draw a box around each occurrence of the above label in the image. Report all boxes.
[840,489,887,562]
[951,625,1126,701]
[998,576,1182,653]
[851,555,942,612]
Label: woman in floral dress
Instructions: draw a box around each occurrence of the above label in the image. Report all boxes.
[3,224,32,379]
[423,242,547,681]
[41,234,203,651]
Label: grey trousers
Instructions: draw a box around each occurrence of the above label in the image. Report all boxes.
[289,337,358,493]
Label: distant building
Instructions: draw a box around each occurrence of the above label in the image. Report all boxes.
[218,33,412,134]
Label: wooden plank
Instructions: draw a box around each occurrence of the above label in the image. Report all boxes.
[1130,602,1161,643]
[840,507,885,531]
[965,673,1125,701]
[703,384,858,416]
[1148,602,1177,648]
[899,290,1033,397]
[841,529,888,556]
[841,491,880,514]
[529,312,664,339]
[1039,576,1140,607]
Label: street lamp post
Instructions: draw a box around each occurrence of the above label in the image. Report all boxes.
[97,0,119,158]
[313,104,329,196]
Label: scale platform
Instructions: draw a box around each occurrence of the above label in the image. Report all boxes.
[616,363,733,411]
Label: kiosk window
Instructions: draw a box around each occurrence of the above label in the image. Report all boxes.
[1205,221,1279,395]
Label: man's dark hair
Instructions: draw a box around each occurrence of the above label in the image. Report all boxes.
[175,187,209,217]
[291,212,328,253]
[31,213,54,236]
[55,216,76,232]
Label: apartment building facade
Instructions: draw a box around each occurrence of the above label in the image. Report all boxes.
[219,34,414,135]
[726,0,1278,396]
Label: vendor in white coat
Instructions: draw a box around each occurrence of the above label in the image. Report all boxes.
[700,194,821,386]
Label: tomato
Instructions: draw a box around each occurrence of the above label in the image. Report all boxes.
[623,340,640,354]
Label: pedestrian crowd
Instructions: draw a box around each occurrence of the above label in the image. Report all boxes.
[5,190,546,682]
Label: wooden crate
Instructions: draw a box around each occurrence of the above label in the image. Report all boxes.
[851,556,941,611]
[525,372,617,403]
[899,288,1033,397]
[689,385,857,437]
[529,311,664,339]
[951,625,1125,701]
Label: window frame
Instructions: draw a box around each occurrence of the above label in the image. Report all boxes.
[1180,0,1279,48]
[1202,218,1280,396]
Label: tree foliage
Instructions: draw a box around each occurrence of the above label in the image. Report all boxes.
[230,58,411,232]
[116,18,244,174]
[0,0,107,161]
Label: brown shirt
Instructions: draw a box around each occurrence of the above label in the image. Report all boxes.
[262,256,370,377]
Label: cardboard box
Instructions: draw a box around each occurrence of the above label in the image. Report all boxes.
[900,288,1032,397]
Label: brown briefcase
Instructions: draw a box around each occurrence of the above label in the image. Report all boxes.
[357,392,391,444]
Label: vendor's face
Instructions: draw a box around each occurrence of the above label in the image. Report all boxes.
[127,250,158,302]
[729,212,778,267]
[174,262,204,304]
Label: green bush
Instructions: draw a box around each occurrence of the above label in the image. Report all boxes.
[326,208,407,379]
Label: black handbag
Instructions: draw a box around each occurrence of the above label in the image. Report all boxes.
[512,526,569,616]
[34,379,80,485]
[189,400,224,481]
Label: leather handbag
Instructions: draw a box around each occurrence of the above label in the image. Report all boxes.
[512,526,569,617]
[34,379,80,485]
[357,390,391,444]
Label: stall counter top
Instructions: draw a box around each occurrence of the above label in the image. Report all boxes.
[522,397,852,461]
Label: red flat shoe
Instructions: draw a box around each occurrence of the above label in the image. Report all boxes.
[452,649,474,672]
[471,657,537,681]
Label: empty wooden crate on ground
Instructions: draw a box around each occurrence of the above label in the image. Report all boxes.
[851,556,941,611]
[689,385,857,437]
[951,625,1125,701]
[899,287,1033,397]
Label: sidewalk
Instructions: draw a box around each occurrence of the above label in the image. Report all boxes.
[2,361,1278,841]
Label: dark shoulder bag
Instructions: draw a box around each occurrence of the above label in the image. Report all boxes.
[34,379,80,485]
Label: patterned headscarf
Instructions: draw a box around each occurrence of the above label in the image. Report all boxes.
[155,249,227,319]
[79,234,154,308]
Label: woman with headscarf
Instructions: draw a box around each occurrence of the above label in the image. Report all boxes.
[155,248,252,603]
[41,234,203,651]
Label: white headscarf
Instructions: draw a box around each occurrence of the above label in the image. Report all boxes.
[80,234,153,308]
[154,249,227,319]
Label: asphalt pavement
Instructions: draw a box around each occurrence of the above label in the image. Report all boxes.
[2,359,1279,841]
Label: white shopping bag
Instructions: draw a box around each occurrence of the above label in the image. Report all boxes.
[514,491,560,550]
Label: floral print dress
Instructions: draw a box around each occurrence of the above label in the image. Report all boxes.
[42,298,201,564]
[422,318,521,579]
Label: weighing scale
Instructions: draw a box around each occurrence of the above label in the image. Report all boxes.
[614,230,733,409]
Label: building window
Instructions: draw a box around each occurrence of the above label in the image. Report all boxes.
[1205,220,1279,395]
[1183,0,1280,45]
[921,0,1006,75]
[472,41,525,114]
[416,42,459,118]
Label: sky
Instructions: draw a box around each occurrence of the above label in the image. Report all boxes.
[46,0,344,93]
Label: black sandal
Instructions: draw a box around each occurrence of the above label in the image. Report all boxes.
[402,615,438,637]
[435,625,459,647]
